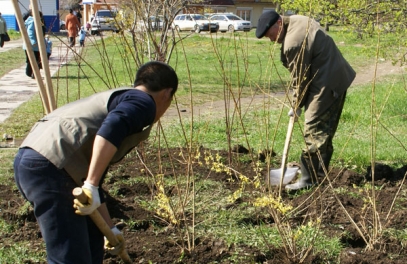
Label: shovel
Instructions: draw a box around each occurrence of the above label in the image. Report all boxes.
[73,188,132,264]
[269,115,298,195]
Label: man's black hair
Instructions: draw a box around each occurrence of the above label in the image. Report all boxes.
[134,61,178,96]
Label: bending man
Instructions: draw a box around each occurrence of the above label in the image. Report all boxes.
[14,61,178,263]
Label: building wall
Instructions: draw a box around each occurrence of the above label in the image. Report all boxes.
[1,0,60,32]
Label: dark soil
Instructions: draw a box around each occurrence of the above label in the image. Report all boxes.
[1,145,407,263]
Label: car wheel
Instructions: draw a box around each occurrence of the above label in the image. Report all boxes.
[194,25,201,33]
[91,30,98,35]
[228,25,235,33]
[60,24,65,30]
[175,25,181,32]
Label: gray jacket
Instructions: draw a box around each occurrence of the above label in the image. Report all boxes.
[21,88,152,185]
[281,15,356,122]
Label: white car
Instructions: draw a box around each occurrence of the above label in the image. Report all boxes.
[209,14,251,33]
[91,9,120,35]
[172,14,219,33]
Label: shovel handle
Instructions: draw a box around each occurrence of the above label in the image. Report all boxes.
[279,116,296,195]
[73,188,132,264]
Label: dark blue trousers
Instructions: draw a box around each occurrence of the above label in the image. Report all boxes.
[14,148,104,264]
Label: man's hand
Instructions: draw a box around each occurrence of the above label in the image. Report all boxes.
[288,108,302,121]
[73,181,101,215]
[104,226,125,255]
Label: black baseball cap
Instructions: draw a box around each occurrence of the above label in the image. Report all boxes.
[256,10,280,38]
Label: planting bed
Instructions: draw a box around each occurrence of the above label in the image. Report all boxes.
[1,145,406,263]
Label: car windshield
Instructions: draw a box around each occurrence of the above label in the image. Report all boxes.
[191,15,205,20]
[97,11,116,18]
[226,15,242,21]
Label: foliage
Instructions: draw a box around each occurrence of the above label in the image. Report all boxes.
[1,1,407,261]
[59,0,82,10]
[278,0,407,65]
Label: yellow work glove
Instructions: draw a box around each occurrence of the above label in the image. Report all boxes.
[104,226,125,255]
[73,181,101,215]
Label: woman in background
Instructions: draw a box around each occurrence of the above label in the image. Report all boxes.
[65,9,80,47]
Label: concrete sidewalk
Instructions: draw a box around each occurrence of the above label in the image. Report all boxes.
[0,37,75,123]
[0,39,26,52]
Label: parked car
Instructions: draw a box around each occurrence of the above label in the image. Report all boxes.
[172,14,219,33]
[209,13,251,33]
[60,20,66,30]
[137,15,164,31]
[91,9,120,35]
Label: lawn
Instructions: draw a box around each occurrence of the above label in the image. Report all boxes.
[0,27,407,263]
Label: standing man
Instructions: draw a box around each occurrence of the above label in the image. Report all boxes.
[65,9,80,47]
[256,11,356,191]
[0,12,8,48]
[76,8,83,25]
[14,61,178,263]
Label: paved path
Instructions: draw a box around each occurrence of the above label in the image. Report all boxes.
[0,39,26,52]
[0,37,75,123]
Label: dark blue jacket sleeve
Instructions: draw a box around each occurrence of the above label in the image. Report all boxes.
[96,89,156,148]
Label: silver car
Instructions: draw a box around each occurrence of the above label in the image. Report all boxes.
[209,14,251,33]
[172,14,219,33]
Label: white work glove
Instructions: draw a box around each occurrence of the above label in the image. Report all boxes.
[104,226,125,255]
[288,108,302,120]
[73,181,101,215]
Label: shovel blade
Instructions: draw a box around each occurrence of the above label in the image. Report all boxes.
[269,166,299,186]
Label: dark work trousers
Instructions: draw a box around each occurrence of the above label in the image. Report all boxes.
[24,50,41,78]
[300,92,347,184]
[14,148,104,264]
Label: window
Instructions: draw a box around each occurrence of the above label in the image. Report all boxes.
[236,9,252,22]
[212,7,227,13]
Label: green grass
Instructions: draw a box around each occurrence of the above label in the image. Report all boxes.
[0,30,26,77]
[0,48,26,78]
[1,27,407,262]
[160,70,407,171]
[6,29,21,40]
[0,218,46,263]
[0,242,46,263]
[0,149,17,187]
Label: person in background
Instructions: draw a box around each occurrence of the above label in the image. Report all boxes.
[76,9,82,25]
[14,61,178,264]
[65,9,80,47]
[79,26,86,47]
[0,12,8,48]
[45,34,52,59]
[23,6,46,35]
[256,11,356,191]
[23,10,45,79]
[86,21,91,31]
